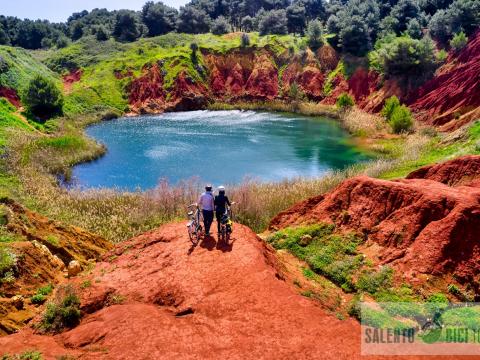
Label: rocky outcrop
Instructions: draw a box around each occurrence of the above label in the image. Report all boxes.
[407,155,480,187]
[128,62,166,113]
[0,222,365,359]
[0,198,111,335]
[270,156,480,287]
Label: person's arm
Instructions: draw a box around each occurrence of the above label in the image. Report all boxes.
[198,194,203,209]
[210,195,215,210]
[226,196,231,206]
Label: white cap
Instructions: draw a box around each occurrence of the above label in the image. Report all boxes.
[218,186,225,191]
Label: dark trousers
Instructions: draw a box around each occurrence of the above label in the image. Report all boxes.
[216,211,223,233]
[202,210,214,234]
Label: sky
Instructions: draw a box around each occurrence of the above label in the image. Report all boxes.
[0,0,189,23]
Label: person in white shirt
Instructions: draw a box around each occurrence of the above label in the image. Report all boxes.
[198,184,215,236]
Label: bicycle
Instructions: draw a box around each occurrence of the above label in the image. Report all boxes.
[187,203,203,245]
[219,202,235,244]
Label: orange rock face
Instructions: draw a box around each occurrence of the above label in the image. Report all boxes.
[270,156,480,286]
[0,223,369,359]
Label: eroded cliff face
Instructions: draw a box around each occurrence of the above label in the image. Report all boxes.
[270,155,480,294]
[0,198,112,335]
[124,33,480,131]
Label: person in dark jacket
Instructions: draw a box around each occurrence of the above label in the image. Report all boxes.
[214,186,231,234]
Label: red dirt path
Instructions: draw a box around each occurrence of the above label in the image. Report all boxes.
[1,223,368,359]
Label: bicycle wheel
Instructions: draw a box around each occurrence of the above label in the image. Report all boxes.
[195,224,203,243]
[188,224,195,243]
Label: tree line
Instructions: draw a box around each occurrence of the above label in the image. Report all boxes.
[0,0,478,55]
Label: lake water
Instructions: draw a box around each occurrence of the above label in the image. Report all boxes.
[71,110,368,190]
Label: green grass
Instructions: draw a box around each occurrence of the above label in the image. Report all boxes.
[267,225,390,293]
[380,120,480,179]
[0,351,43,360]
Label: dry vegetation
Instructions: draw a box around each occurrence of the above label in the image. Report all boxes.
[3,107,433,242]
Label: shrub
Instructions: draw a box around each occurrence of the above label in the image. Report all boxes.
[336,93,355,109]
[288,82,305,101]
[241,33,250,48]
[1,351,43,360]
[381,95,401,121]
[22,75,63,119]
[40,285,81,333]
[211,16,231,35]
[436,49,448,63]
[450,31,468,51]
[31,294,47,304]
[390,105,413,133]
[0,247,17,282]
[357,266,394,294]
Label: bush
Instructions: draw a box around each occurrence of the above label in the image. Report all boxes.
[211,16,231,35]
[357,266,394,294]
[450,31,468,51]
[22,75,63,119]
[240,33,250,47]
[336,93,355,109]
[390,105,413,133]
[40,285,81,333]
[381,95,401,121]
[0,247,17,282]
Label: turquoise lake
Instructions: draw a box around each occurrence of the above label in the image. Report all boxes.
[71,110,369,190]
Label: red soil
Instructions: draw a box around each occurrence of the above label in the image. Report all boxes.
[62,69,82,94]
[0,87,21,108]
[0,223,368,359]
[270,156,480,285]
[128,63,166,113]
[410,30,480,130]
[348,68,380,106]
[407,155,480,187]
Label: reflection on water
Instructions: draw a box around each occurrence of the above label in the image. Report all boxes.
[71,110,369,190]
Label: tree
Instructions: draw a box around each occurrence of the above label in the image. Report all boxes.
[389,105,413,133]
[0,24,9,45]
[286,2,306,35]
[113,11,141,42]
[302,0,327,22]
[55,35,70,48]
[211,16,231,35]
[307,20,323,49]
[428,9,451,44]
[406,18,423,39]
[142,1,178,37]
[326,15,342,48]
[369,35,438,80]
[339,15,372,56]
[95,26,110,41]
[336,93,355,109]
[70,21,84,41]
[22,75,63,118]
[381,95,401,120]
[259,9,288,35]
[176,5,211,34]
[241,16,255,32]
[390,0,421,34]
[448,0,480,36]
[241,33,251,47]
[450,31,468,51]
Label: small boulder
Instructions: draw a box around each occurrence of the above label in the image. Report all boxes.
[68,260,82,277]
[299,235,313,247]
